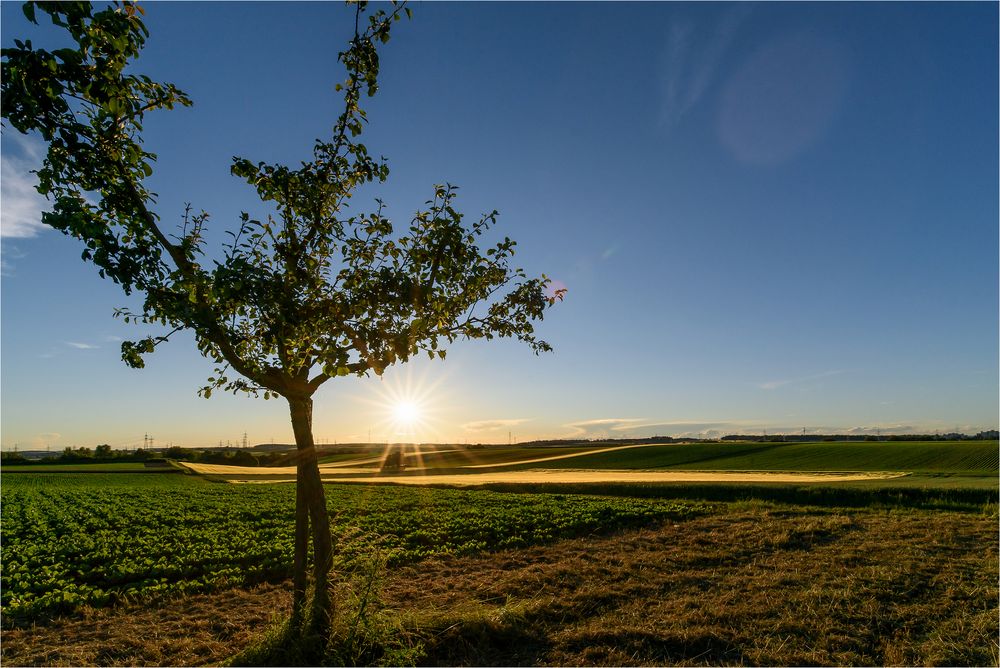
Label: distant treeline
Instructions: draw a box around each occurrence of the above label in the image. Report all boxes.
[720,431,999,442]
[0,445,290,467]
[514,432,999,447]
[514,437,680,447]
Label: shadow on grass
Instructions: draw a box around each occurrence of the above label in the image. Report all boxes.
[562,628,744,665]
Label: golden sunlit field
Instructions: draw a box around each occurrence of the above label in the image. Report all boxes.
[179,439,997,490]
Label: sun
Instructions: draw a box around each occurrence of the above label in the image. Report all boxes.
[392,401,421,427]
[354,366,450,444]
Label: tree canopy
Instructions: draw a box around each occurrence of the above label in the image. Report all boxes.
[2,0,563,645]
[2,1,563,405]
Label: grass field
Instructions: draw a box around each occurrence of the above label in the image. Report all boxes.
[0,474,995,666]
[546,440,998,473]
[396,439,998,473]
[2,442,996,666]
[182,440,999,491]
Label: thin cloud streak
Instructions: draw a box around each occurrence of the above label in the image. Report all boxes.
[0,244,26,276]
[618,420,735,432]
[462,418,530,433]
[563,418,646,437]
[659,6,750,130]
[1,134,49,239]
[551,417,987,441]
[65,341,99,350]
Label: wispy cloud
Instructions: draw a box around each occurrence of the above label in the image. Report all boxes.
[0,244,27,277]
[462,418,530,433]
[65,341,99,350]
[758,370,845,391]
[1,134,50,239]
[845,424,915,435]
[547,418,993,440]
[659,6,750,130]
[624,420,734,433]
[562,418,789,440]
[563,418,646,437]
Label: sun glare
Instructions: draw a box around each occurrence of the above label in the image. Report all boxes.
[392,401,421,427]
[352,366,451,445]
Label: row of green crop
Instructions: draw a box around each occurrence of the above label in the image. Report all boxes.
[1,475,706,624]
[534,440,999,474]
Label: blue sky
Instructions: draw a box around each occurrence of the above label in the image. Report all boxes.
[2,2,997,449]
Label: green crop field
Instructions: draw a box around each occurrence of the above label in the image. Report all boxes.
[1,462,168,473]
[0,473,704,625]
[314,440,999,477]
[490,440,999,474]
[0,471,201,488]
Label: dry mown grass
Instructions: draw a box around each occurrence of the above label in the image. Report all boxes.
[3,504,996,667]
[0,584,291,667]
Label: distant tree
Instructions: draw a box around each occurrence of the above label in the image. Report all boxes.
[2,0,562,640]
[0,451,28,464]
[94,443,113,458]
[229,450,258,467]
[163,445,192,461]
[258,452,287,467]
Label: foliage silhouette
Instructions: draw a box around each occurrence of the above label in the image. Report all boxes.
[1,0,563,642]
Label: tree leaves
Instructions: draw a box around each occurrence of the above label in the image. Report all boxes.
[1,0,563,404]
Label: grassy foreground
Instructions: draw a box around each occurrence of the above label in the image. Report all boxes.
[2,461,996,666]
[2,502,995,667]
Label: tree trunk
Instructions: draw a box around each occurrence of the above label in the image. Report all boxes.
[292,469,309,623]
[288,395,335,638]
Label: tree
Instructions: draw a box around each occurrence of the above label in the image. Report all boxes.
[2,0,563,641]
